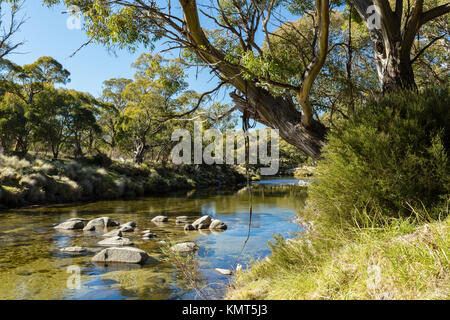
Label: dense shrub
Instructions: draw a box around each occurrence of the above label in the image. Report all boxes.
[309,87,450,225]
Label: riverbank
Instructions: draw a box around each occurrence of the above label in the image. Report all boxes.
[0,154,246,209]
[227,206,450,300]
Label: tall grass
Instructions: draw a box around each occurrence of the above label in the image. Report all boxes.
[227,203,450,300]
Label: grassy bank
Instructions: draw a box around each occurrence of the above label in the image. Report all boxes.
[227,204,450,300]
[0,154,246,209]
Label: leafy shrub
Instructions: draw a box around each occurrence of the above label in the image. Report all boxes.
[309,87,450,225]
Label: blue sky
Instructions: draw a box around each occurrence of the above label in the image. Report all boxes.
[6,1,220,98]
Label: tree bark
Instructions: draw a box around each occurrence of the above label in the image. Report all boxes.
[231,86,327,159]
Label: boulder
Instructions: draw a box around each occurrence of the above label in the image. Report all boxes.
[171,242,198,253]
[60,246,86,253]
[67,218,88,222]
[83,217,116,231]
[54,220,84,230]
[214,268,233,276]
[184,224,196,231]
[192,215,212,229]
[176,216,189,224]
[121,221,137,228]
[209,219,228,230]
[142,233,157,240]
[119,225,135,233]
[102,229,123,238]
[91,247,149,264]
[152,216,168,223]
[98,236,134,246]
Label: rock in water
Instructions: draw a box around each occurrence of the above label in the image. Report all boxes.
[171,242,198,253]
[60,247,86,253]
[184,224,196,231]
[152,216,169,223]
[83,217,116,231]
[98,236,134,246]
[142,233,157,240]
[119,225,135,233]
[91,247,149,264]
[102,229,123,238]
[66,218,88,222]
[192,215,212,229]
[176,216,189,224]
[209,219,228,230]
[54,220,84,230]
[214,268,233,276]
[121,221,137,228]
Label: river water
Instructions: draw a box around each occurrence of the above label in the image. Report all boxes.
[0,178,307,300]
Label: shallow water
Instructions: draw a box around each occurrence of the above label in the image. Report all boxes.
[0,178,307,300]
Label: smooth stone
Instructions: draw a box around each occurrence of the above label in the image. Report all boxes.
[102,229,123,238]
[142,233,157,240]
[91,247,149,264]
[192,215,212,229]
[119,225,135,233]
[214,268,233,276]
[158,241,167,245]
[175,216,189,224]
[209,219,228,230]
[152,216,169,223]
[98,236,133,246]
[60,246,86,253]
[67,218,88,222]
[184,224,196,231]
[171,242,198,253]
[121,221,137,228]
[83,217,116,231]
[54,220,84,230]
[142,230,151,233]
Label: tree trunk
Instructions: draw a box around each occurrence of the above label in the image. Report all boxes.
[134,140,148,164]
[231,86,328,159]
[373,36,417,93]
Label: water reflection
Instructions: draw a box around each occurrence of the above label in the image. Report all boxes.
[0,180,307,300]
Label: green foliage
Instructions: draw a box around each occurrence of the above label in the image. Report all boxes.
[309,87,450,226]
[228,211,450,300]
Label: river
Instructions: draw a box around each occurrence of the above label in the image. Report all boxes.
[0,178,307,300]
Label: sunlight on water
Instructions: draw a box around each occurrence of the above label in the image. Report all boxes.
[0,179,307,300]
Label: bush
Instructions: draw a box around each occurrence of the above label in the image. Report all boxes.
[309,87,450,226]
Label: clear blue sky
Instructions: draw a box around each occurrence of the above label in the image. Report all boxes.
[6,1,221,99]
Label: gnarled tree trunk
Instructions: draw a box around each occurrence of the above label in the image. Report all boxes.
[231,85,327,159]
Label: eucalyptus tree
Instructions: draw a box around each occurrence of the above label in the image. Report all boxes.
[99,77,132,156]
[43,0,449,159]
[2,56,70,104]
[117,54,188,163]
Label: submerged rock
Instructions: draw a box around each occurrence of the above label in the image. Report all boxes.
[98,236,134,246]
[54,220,84,230]
[152,216,168,223]
[192,215,212,229]
[184,224,195,231]
[209,219,227,230]
[60,246,86,253]
[102,229,123,238]
[83,217,117,231]
[91,247,149,264]
[171,242,198,253]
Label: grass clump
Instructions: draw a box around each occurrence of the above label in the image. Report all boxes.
[228,206,450,300]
